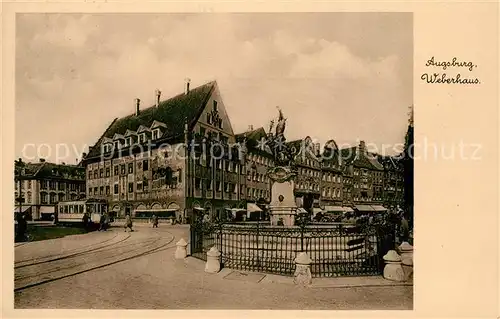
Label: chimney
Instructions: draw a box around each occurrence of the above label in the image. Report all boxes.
[359,140,366,154]
[155,90,161,107]
[184,78,191,94]
[135,98,141,115]
[247,125,254,131]
[315,143,321,155]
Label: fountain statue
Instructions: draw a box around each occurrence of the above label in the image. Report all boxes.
[266,107,298,226]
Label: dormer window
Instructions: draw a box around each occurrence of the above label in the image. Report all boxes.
[152,129,160,140]
[114,141,120,149]
[138,133,146,143]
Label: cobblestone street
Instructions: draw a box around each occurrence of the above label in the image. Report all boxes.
[15,225,413,310]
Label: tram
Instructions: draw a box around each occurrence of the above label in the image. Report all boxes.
[55,199,109,225]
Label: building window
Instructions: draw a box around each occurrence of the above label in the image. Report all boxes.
[207,180,212,190]
[152,129,160,140]
[114,184,119,195]
[121,164,125,175]
[89,188,92,195]
[106,167,110,177]
[128,183,133,193]
[200,127,206,137]
[94,187,98,195]
[94,171,98,179]
[143,160,149,171]
[99,186,104,195]
[114,166,119,176]
[128,163,133,174]
[195,178,201,190]
[88,171,92,179]
[99,168,103,178]
[106,186,110,195]
[213,100,218,112]
[143,180,149,190]
[216,181,222,192]
[137,182,143,191]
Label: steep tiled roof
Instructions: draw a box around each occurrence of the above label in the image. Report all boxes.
[235,127,273,156]
[235,127,267,143]
[15,161,85,180]
[340,147,384,171]
[87,81,216,158]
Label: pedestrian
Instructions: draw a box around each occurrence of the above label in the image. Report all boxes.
[104,213,110,230]
[400,213,410,242]
[98,213,106,231]
[152,214,159,228]
[124,214,134,232]
[16,213,27,242]
[82,212,90,231]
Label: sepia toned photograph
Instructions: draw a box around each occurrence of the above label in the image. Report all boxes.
[14,12,414,310]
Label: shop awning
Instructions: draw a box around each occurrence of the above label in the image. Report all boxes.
[247,203,262,212]
[40,206,55,214]
[354,205,374,212]
[14,206,32,214]
[343,207,354,212]
[225,208,246,212]
[370,205,387,212]
[324,206,344,213]
[136,208,178,213]
[312,208,323,214]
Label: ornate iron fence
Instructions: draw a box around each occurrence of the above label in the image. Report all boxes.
[190,218,389,277]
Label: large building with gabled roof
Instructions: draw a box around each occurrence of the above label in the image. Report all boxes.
[14,158,86,220]
[339,140,388,212]
[235,126,274,210]
[82,80,246,221]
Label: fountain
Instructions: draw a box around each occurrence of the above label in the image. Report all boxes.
[265,107,299,226]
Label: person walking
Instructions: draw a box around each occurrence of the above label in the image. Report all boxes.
[82,212,90,231]
[98,213,106,231]
[16,213,28,242]
[400,212,410,242]
[152,214,159,228]
[124,214,134,232]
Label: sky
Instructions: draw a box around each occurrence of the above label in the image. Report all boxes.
[15,13,413,164]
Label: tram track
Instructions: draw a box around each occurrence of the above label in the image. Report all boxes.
[15,233,126,268]
[15,236,160,281]
[14,230,177,292]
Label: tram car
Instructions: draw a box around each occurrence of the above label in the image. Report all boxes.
[55,199,109,225]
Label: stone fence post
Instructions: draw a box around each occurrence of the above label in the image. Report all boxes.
[383,250,405,282]
[398,241,413,260]
[205,246,221,273]
[294,252,312,286]
[398,241,413,281]
[175,238,188,259]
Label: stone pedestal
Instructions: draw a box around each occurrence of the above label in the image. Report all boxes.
[383,250,405,282]
[401,258,413,281]
[398,241,413,261]
[205,246,221,273]
[269,180,297,226]
[293,252,312,286]
[175,238,188,259]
